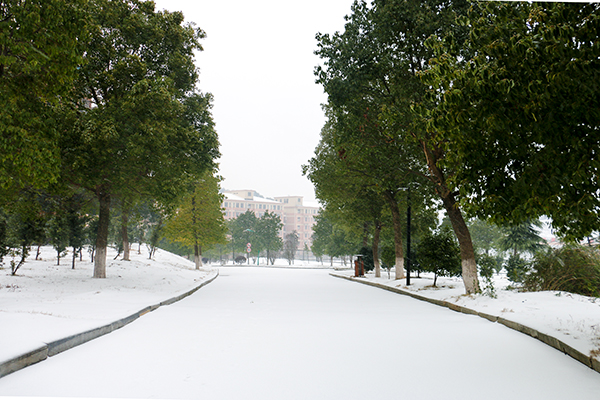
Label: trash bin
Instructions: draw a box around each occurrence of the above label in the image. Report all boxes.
[354,255,364,277]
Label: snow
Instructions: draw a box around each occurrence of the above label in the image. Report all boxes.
[0,249,599,399]
[342,269,600,361]
[0,246,215,363]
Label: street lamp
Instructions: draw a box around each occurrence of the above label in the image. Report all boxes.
[406,186,412,286]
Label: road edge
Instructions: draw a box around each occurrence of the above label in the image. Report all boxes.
[330,272,600,375]
[0,269,219,378]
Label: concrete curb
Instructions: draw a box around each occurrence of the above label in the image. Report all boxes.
[330,272,600,375]
[0,270,219,378]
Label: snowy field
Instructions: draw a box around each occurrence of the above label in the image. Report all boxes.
[0,248,599,399]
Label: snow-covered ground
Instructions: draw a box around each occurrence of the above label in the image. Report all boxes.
[339,269,600,365]
[0,246,216,363]
[0,248,599,399]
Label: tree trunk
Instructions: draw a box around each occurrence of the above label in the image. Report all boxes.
[94,190,110,279]
[421,141,481,294]
[194,243,202,269]
[373,220,381,278]
[121,211,130,261]
[384,190,405,280]
[72,246,76,269]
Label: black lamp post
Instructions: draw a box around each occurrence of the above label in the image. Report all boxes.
[406,186,411,286]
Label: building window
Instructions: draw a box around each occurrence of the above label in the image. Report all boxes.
[297,217,301,221]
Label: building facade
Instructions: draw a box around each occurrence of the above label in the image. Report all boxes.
[221,190,320,251]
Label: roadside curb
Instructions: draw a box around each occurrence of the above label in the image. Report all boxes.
[0,270,219,378]
[330,272,600,375]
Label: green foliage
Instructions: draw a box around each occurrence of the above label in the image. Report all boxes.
[53,0,220,276]
[418,227,462,286]
[255,211,283,265]
[312,0,481,294]
[422,2,600,241]
[162,172,227,257]
[476,253,500,298]
[0,0,89,190]
[498,220,548,257]
[523,245,600,297]
[358,246,374,272]
[504,254,530,284]
[47,212,69,265]
[229,210,259,255]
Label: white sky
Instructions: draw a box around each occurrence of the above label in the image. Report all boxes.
[152,0,355,202]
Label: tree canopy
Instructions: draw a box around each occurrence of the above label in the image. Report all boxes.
[421,2,600,241]
[0,0,88,190]
[59,0,220,277]
[163,171,227,269]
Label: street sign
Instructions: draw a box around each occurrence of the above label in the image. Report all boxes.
[246,243,251,253]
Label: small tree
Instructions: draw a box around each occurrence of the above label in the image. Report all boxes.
[47,213,69,266]
[283,231,299,265]
[255,211,283,265]
[418,227,462,287]
[163,172,227,269]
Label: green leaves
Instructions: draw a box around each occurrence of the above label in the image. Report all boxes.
[423,2,600,240]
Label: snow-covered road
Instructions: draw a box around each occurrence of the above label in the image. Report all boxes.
[1,267,599,399]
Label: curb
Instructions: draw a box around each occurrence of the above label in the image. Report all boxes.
[0,270,219,378]
[330,272,600,375]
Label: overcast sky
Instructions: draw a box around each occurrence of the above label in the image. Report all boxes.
[152,0,355,202]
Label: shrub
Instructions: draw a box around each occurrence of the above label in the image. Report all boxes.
[477,253,501,297]
[417,227,461,286]
[504,254,530,283]
[358,246,374,272]
[523,245,600,297]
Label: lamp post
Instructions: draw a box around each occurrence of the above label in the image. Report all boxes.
[406,186,411,286]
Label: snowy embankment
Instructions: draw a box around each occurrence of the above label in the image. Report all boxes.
[0,246,216,371]
[333,269,600,373]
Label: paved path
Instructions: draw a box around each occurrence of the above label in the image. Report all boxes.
[1,267,599,399]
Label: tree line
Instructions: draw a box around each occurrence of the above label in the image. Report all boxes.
[304,1,600,294]
[0,0,222,276]
[220,210,300,266]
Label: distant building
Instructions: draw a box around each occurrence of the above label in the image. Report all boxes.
[221,190,320,251]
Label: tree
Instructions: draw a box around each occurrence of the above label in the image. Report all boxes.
[313,0,480,293]
[0,0,88,191]
[255,211,283,265]
[499,220,547,258]
[163,172,227,269]
[61,0,219,278]
[230,211,259,260]
[47,212,69,266]
[421,2,600,241]
[418,227,462,287]
[283,231,299,265]
[5,189,48,275]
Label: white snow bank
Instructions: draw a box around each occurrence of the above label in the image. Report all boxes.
[0,246,215,363]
